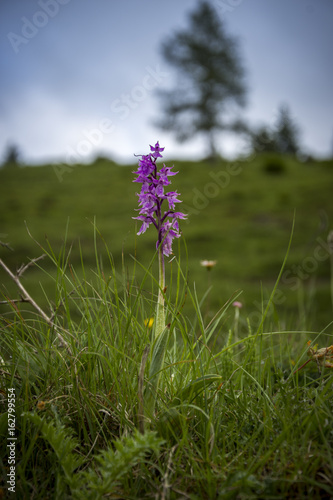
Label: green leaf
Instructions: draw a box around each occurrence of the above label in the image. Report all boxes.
[23,412,83,485]
[78,430,164,499]
[173,374,222,403]
[144,325,171,416]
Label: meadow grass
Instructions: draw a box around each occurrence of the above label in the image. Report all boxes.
[1,225,333,499]
[1,153,333,330]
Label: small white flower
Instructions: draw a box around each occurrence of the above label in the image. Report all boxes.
[200,260,217,270]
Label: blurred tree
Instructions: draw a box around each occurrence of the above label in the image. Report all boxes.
[250,126,277,154]
[2,144,21,168]
[250,105,301,156]
[274,104,300,155]
[155,0,247,159]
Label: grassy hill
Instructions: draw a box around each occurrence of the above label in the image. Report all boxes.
[1,153,333,498]
[0,153,332,331]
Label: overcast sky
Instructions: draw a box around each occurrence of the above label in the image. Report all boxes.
[1,0,332,165]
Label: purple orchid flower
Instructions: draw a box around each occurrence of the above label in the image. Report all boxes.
[133,142,186,257]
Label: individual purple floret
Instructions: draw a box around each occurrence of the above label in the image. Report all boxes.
[133,142,186,256]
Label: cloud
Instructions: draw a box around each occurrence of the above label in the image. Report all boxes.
[1,0,332,163]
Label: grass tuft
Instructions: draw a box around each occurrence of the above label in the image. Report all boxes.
[0,226,332,498]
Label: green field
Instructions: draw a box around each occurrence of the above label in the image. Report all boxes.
[1,153,333,498]
[1,153,332,331]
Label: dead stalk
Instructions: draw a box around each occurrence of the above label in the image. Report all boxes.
[0,257,72,355]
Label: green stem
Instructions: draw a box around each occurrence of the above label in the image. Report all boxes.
[155,246,165,339]
[144,247,168,419]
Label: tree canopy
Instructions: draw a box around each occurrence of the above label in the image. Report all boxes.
[155,0,247,158]
[1,143,21,168]
[251,104,301,156]
[274,104,300,155]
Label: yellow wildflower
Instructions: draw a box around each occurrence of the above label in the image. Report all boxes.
[144,317,154,329]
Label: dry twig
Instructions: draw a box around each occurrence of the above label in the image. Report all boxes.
[17,254,46,277]
[0,256,72,354]
[0,240,14,252]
